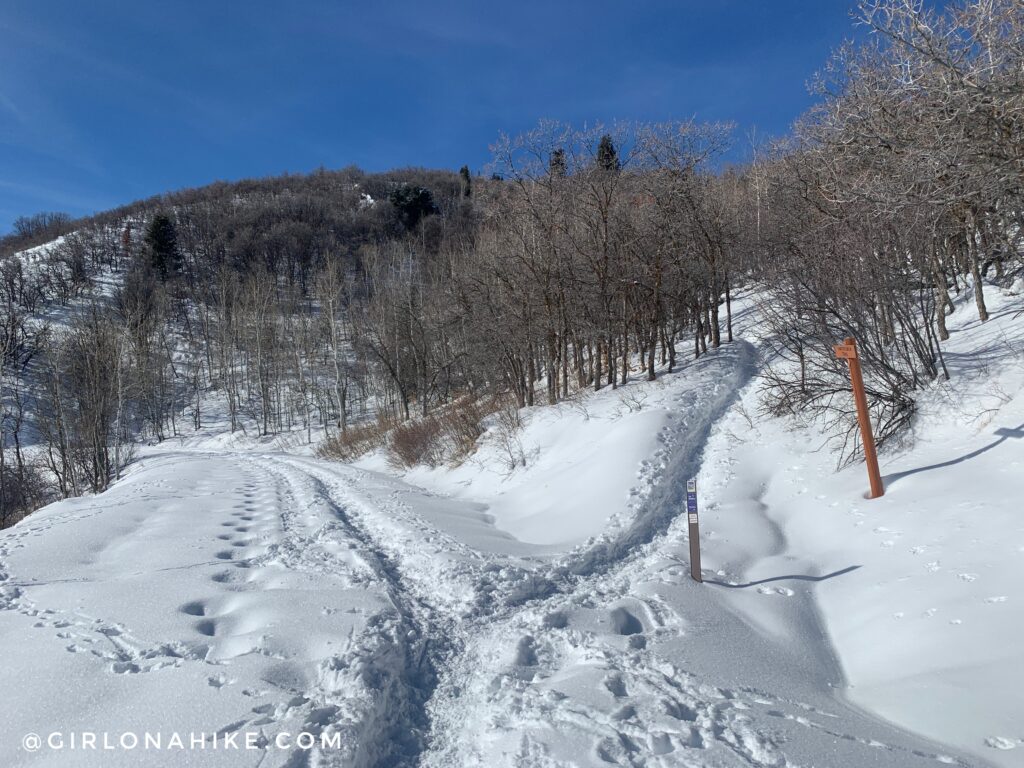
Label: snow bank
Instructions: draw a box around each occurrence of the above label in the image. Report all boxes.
[699,281,1024,766]
[360,343,753,550]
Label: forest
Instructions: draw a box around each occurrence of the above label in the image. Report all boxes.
[2,0,1022,526]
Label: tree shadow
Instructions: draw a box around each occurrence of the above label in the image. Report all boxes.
[705,564,861,589]
[882,422,1024,490]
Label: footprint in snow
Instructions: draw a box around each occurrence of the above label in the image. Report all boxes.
[513,637,538,667]
[957,573,979,582]
[604,674,628,698]
[757,586,794,597]
[984,596,1008,604]
[609,607,644,636]
[180,601,206,617]
[195,619,217,637]
[985,737,1018,750]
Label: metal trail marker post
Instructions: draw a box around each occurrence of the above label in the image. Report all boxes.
[686,478,702,582]
[833,337,884,499]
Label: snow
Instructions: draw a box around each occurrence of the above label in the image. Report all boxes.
[12,235,69,264]
[694,282,1024,765]
[395,403,669,546]
[360,348,749,549]
[2,283,1023,767]
[0,452,412,766]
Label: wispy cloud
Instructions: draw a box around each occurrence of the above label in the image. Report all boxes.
[0,179,109,215]
[0,12,233,168]
[0,18,102,175]
[0,90,26,123]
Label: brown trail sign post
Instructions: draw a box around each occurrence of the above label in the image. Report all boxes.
[833,337,884,499]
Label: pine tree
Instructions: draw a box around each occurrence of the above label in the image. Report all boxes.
[459,165,472,197]
[388,185,437,230]
[596,135,621,173]
[549,148,567,178]
[144,213,180,280]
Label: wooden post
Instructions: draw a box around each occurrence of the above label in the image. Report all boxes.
[687,478,702,582]
[833,337,884,499]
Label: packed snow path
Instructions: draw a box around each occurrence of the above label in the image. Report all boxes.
[0,345,995,767]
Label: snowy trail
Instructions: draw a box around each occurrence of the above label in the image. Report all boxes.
[247,459,969,767]
[267,346,978,767]
[0,342,996,767]
[0,452,441,768]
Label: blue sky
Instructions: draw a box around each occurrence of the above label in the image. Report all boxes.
[0,1,865,234]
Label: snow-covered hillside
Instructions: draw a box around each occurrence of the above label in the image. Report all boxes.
[1,283,1022,768]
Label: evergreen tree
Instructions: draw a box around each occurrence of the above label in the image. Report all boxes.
[549,148,567,178]
[596,134,621,172]
[144,213,180,279]
[459,165,472,197]
[388,185,438,230]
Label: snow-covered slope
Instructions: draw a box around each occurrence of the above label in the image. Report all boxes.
[696,282,1024,765]
[1,284,1021,768]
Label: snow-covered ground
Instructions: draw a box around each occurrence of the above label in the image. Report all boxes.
[2,283,1022,767]
[695,283,1024,765]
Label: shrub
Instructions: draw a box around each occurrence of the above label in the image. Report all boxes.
[319,395,521,470]
[386,396,497,469]
[317,416,392,462]
[0,462,53,530]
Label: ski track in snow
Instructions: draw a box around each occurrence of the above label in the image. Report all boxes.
[0,340,996,767]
